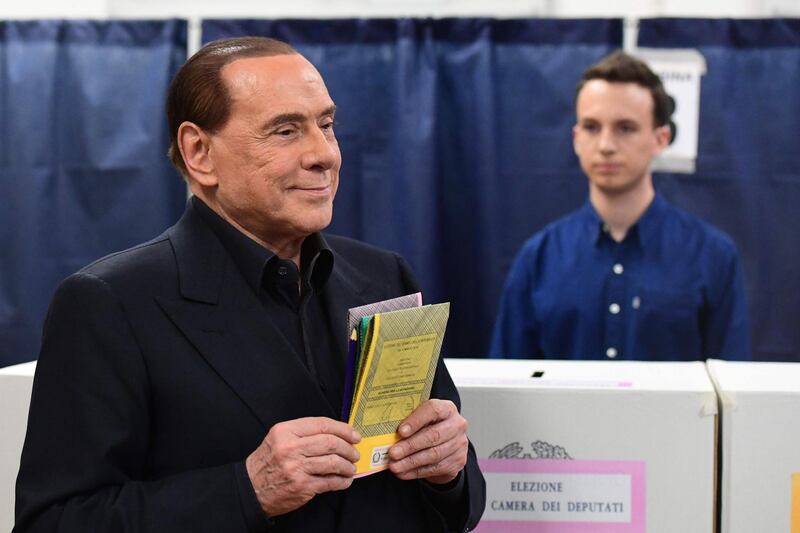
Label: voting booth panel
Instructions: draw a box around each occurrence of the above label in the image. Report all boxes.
[706,359,800,533]
[0,362,36,533]
[7,359,799,532]
[446,359,717,533]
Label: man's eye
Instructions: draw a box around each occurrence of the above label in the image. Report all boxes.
[619,124,637,134]
[583,123,600,133]
[275,127,296,137]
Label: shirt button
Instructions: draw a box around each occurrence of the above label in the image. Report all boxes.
[632,296,641,309]
[606,347,618,358]
[277,266,288,276]
[613,263,624,275]
[609,303,620,314]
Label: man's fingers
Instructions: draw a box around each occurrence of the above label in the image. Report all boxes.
[393,446,466,481]
[387,399,469,484]
[389,432,464,475]
[397,399,455,439]
[391,425,448,460]
[308,474,355,495]
[299,433,361,463]
[302,453,359,477]
[249,417,363,517]
[390,413,467,461]
[284,416,361,443]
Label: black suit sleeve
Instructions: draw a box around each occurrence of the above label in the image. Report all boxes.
[393,255,487,532]
[14,273,265,533]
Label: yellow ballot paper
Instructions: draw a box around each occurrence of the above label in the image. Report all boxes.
[346,303,450,476]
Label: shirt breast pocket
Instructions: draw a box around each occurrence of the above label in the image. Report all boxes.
[630,285,703,358]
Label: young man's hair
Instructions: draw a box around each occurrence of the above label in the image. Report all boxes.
[576,50,675,131]
[166,36,298,178]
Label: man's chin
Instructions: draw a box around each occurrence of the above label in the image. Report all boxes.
[589,176,646,197]
[297,212,333,235]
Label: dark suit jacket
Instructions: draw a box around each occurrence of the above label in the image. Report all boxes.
[14,202,485,532]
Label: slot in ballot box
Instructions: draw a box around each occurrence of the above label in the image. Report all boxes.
[445,359,717,533]
[706,359,800,533]
[0,361,36,533]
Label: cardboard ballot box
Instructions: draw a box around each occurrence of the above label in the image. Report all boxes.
[445,359,717,533]
[0,361,36,533]
[706,359,800,533]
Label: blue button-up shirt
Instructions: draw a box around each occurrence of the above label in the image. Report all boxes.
[490,194,751,360]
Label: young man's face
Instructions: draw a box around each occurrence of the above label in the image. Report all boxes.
[573,79,670,197]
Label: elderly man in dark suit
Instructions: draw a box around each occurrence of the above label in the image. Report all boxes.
[14,37,485,532]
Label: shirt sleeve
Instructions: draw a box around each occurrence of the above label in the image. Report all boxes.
[489,244,541,359]
[702,243,752,360]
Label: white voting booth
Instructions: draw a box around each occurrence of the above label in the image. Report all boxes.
[0,361,36,533]
[706,359,800,533]
[3,358,799,532]
[445,359,718,533]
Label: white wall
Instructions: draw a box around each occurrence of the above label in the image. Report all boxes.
[2,0,800,19]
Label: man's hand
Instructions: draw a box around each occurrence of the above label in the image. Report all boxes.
[387,399,468,485]
[246,417,361,517]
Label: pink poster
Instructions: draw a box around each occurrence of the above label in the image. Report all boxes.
[476,458,646,533]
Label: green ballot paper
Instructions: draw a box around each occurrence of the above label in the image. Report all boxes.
[345,302,450,477]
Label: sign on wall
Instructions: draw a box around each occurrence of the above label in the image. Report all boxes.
[637,48,707,174]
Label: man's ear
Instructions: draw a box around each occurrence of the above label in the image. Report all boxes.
[178,121,217,187]
[653,124,671,155]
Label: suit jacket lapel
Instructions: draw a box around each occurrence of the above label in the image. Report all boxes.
[157,205,332,429]
[320,241,377,365]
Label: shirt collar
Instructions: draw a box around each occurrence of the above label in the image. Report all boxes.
[634,192,667,248]
[580,192,667,248]
[578,199,606,245]
[191,196,333,295]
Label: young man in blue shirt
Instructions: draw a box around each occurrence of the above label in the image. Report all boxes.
[490,51,750,361]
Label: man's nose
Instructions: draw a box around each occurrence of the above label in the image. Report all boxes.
[597,128,616,154]
[301,126,339,171]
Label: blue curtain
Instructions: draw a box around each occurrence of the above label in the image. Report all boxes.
[203,18,623,357]
[639,19,800,361]
[0,20,187,366]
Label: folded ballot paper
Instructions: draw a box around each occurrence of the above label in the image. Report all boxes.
[343,294,450,477]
